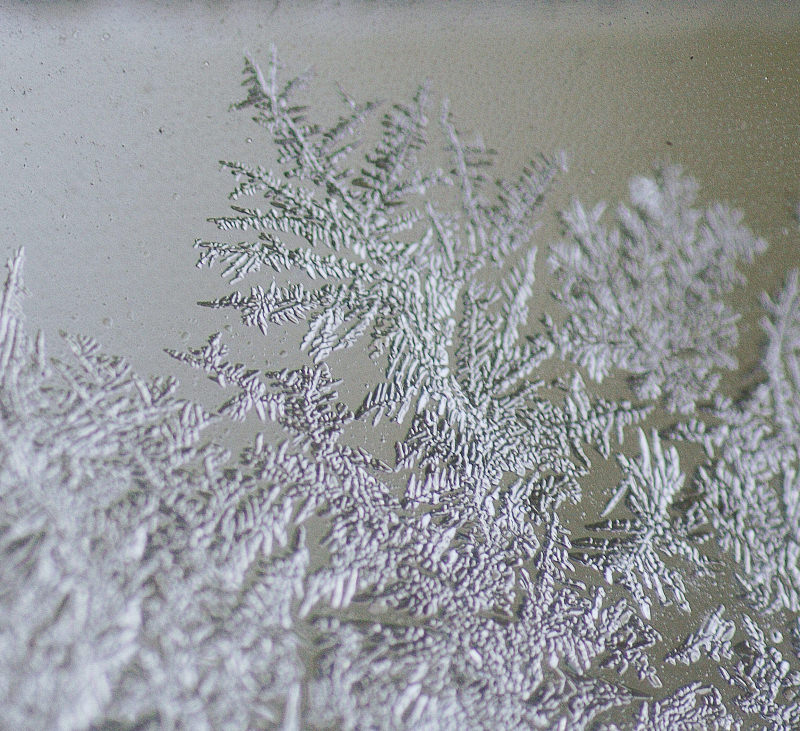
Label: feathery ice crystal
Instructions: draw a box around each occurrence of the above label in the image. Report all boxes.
[548,165,766,414]
[2,47,796,730]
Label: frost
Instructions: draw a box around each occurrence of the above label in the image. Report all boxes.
[666,606,735,666]
[0,249,225,728]
[548,165,766,413]
[4,47,798,730]
[675,270,800,613]
[0,249,318,729]
[175,49,661,728]
[307,518,661,730]
[571,429,710,619]
[603,683,736,731]
[719,615,800,729]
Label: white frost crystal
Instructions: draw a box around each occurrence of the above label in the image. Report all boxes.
[675,270,800,614]
[571,429,710,620]
[3,49,800,730]
[548,165,766,413]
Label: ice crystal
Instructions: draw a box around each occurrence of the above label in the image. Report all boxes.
[602,683,736,731]
[571,429,710,619]
[175,49,662,728]
[666,605,735,666]
[719,615,800,729]
[7,46,800,731]
[675,270,800,613]
[548,165,766,413]
[659,270,800,727]
[0,249,219,728]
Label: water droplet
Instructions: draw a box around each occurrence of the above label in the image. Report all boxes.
[102,32,110,41]
[202,60,210,68]
[246,137,253,144]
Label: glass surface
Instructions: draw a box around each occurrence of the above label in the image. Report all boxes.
[2,2,799,728]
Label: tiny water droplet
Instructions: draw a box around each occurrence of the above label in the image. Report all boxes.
[202,60,210,68]
[172,192,181,201]
[102,32,110,41]
[246,137,253,144]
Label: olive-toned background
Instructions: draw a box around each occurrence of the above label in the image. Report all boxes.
[3,1,798,383]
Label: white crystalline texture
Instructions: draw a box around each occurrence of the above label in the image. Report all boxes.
[676,270,800,614]
[6,47,800,731]
[548,165,766,413]
[571,429,710,620]
[0,249,307,728]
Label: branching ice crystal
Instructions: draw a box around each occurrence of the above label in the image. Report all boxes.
[602,683,736,731]
[0,249,228,728]
[548,165,766,413]
[175,48,665,728]
[6,46,799,731]
[719,615,800,729]
[572,429,710,619]
[675,270,800,613]
[666,605,735,666]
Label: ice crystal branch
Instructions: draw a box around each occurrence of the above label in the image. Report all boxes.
[719,615,800,729]
[572,429,710,619]
[602,683,735,731]
[171,49,668,729]
[7,45,794,730]
[666,605,735,666]
[674,270,800,613]
[548,165,766,413]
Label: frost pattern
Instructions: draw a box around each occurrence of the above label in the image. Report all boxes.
[174,49,663,728]
[719,615,800,729]
[4,48,800,730]
[571,429,710,620]
[548,165,766,413]
[666,606,735,666]
[676,270,800,613]
[602,683,735,731]
[1,248,331,729]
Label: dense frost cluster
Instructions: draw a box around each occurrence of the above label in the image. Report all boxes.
[547,166,766,413]
[2,49,799,729]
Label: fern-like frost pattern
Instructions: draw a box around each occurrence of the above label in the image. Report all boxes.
[2,48,798,730]
[548,166,766,413]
